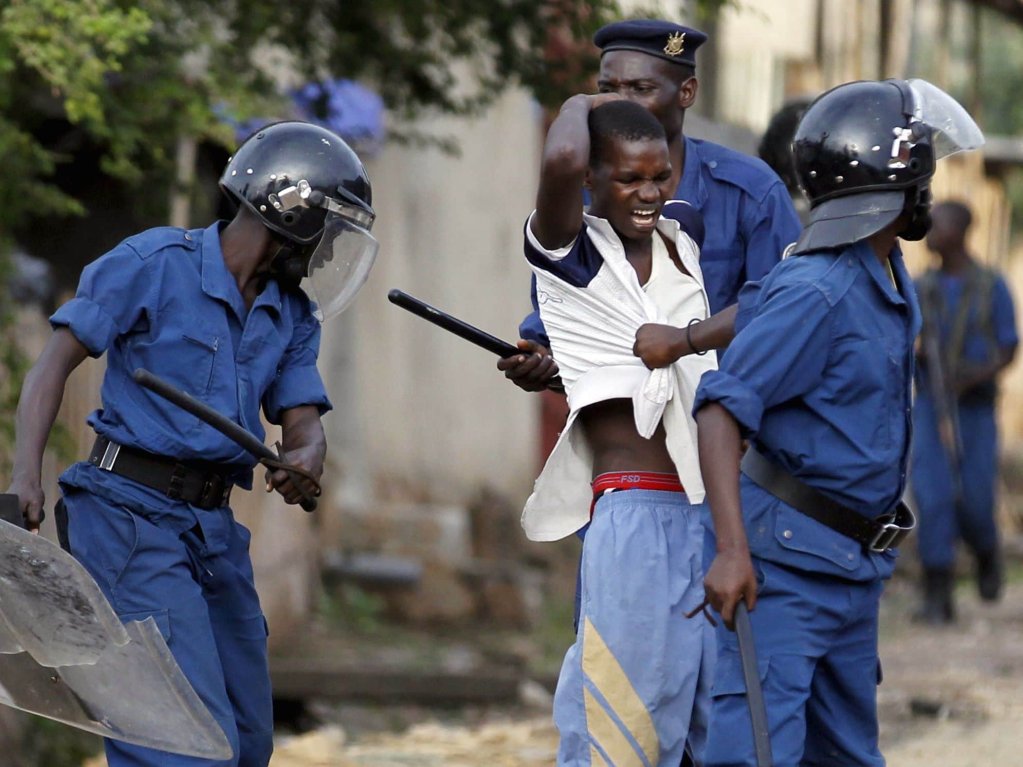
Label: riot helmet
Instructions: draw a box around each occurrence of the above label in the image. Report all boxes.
[790,79,983,254]
[219,121,378,320]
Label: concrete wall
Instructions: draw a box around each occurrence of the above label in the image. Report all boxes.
[716,0,818,131]
[320,88,543,515]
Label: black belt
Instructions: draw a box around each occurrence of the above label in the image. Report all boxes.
[740,447,915,553]
[88,435,234,510]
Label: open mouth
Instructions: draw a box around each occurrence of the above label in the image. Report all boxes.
[630,207,659,228]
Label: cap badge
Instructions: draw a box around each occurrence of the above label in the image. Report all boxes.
[664,31,686,57]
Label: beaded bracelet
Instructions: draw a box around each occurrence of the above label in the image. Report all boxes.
[687,318,708,356]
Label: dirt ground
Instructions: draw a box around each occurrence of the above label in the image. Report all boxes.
[261,566,1023,767]
[874,568,1023,766]
[80,558,1023,767]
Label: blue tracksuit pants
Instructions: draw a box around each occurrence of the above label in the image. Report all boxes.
[554,489,713,766]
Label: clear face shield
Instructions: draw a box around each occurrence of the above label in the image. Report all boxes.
[907,79,985,158]
[303,207,379,321]
[269,179,379,321]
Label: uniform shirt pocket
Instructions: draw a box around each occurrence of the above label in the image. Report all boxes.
[128,324,220,399]
[180,333,220,395]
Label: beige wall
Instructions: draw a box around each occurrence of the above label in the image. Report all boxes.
[715,0,924,131]
[327,88,542,512]
[716,0,818,130]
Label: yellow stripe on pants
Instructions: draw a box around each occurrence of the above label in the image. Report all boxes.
[582,617,659,765]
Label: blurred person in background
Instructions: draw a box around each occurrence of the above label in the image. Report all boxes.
[757,98,812,225]
[911,199,1018,625]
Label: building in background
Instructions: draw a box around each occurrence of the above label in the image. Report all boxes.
[23,0,1023,643]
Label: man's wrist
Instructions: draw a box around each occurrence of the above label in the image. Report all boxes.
[10,464,41,485]
[716,539,750,556]
[669,327,691,359]
[686,318,708,356]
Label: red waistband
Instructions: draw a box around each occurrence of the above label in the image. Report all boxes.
[589,472,685,517]
[591,471,685,496]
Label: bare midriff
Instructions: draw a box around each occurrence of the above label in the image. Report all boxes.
[578,398,676,478]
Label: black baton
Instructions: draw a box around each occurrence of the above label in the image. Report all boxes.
[735,601,773,766]
[132,369,317,512]
[387,289,564,392]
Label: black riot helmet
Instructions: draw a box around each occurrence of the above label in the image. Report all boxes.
[790,79,983,255]
[219,121,378,320]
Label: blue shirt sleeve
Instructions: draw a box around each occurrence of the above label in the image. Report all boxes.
[694,276,834,436]
[740,182,802,283]
[49,243,155,356]
[262,295,333,424]
[734,276,766,334]
[992,275,1019,350]
[519,274,551,348]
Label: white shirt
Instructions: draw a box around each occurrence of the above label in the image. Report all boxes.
[521,210,718,541]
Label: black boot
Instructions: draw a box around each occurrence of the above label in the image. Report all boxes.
[976,549,1004,602]
[913,568,955,625]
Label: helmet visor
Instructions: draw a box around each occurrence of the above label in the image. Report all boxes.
[304,212,379,321]
[908,79,985,158]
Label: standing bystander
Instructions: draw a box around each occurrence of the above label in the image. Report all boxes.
[911,200,1018,624]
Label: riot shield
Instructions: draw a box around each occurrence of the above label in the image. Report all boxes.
[0,512,232,759]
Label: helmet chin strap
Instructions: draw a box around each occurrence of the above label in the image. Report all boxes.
[900,185,933,241]
[268,237,313,291]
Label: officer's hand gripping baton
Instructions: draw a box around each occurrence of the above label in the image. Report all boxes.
[132,369,319,512]
[387,289,564,392]
[735,601,773,766]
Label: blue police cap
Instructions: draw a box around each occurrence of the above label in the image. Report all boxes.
[594,19,707,68]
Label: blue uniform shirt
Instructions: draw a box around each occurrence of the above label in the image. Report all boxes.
[694,241,921,580]
[520,136,802,345]
[917,267,1018,387]
[51,222,332,490]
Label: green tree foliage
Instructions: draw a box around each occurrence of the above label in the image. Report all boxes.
[0,0,738,233]
[0,0,150,223]
[968,6,1023,237]
[0,0,633,233]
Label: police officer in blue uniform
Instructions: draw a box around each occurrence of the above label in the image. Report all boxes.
[502,17,802,388]
[691,80,983,766]
[912,200,1018,624]
[6,121,379,767]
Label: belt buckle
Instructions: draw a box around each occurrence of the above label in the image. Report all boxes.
[98,441,121,471]
[868,504,916,552]
[198,475,231,510]
[867,520,902,553]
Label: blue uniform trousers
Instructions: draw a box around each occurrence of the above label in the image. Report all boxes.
[704,559,884,767]
[910,394,999,569]
[62,481,273,767]
[554,489,712,766]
